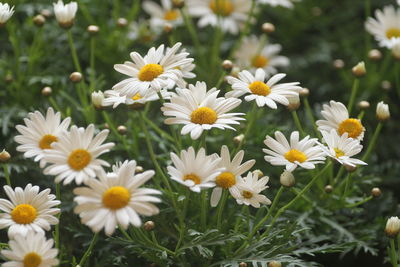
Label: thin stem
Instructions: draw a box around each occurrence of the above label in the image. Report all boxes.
[89,36,96,92]
[345,196,373,208]
[180,7,202,62]
[67,30,82,73]
[390,239,398,267]
[200,190,207,230]
[78,232,99,266]
[234,103,258,153]
[362,122,383,162]
[175,190,190,252]
[2,164,11,186]
[303,97,321,138]
[347,78,359,115]
[216,190,228,231]
[291,111,305,136]
[340,173,353,201]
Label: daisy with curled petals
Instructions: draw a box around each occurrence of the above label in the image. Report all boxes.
[0,3,15,26]
[113,42,193,96]
[102,89,172,109]
[14,107,71,168]
[73,160,161,236]
[263,131,326,172]
[53,0,78,28]
[187,0,252,35]
[210,145,255,207]
[162,81,245,140]
[1,231,59,267]
[234,172,271,208]
[167,147,224,192]
[143,0,183,29]
[226,68,302,109]
[0,184,60,238]
[365,6,400,48]
[43,124,115,185]
[316,100,365,141]
[320,130,367,167]
[234,35,289,75]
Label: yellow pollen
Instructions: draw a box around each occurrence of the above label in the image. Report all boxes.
[215,172,236,189]
[23,252,42,267]
[386,28,400,39]
[209,0,234,16]
[67,149,91,171]
[251,55,269,68]
[249,81,271,96]
[183,173,201,185]
[11,204,37,224]
[190,107,217,125]
[334,148,345,158]
[164,9,179,21]
[132,93,142,100]
[102,186,131,210]
[242,190,253,199]
[38,134,58,149]
[338,118,363,138]
[284,149,307,163]
[138,64,164,81]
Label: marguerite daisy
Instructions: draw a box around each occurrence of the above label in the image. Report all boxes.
[226,68,302,109]
[43,124,115,185]
[234,172,271,208]
[210,145,255,207]
[167,147,224,192]
[14,107,71,168]
[162,81,245,140]
[256,0,299,8]
[316,100,366,141]
[53,0,78,28]
[143,0,183,29]
[0,2,14,26]
[0,184,60,238]
[263,131,326,172]
[73,160,161,236]
[1,231,59,267]
[102,89,172,109]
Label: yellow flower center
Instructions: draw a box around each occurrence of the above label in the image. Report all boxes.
[132,93,142,100]
[334,148,345,158]
[102,186,131,210]
[67,149,91,171]
[284,149,307,163]
[209,0,234,16]
[249,81,271,96]
[23,252,42,267]
[11,204,37,224]
[190,107,217,125]
[138,64,164,81]
[164,9,179,21]
[242,190,253,199]
[251,55,269,68]
[215,172,236,189]
[338,118,363,138]
[183,173,201,184]
[386,28,400,39]
[38,134,58,149]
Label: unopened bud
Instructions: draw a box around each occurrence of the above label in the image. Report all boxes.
[368,49,382,61]
[117,125,127,135]
[299,88,309,97]
[385,216,400,237]
[253,169,264,178]
[376,101,390,122]
[59,20,74,29]
[87,25,99,34]
[230,66,240,77]
[233,134,244,145]
[69,72,82,83]
[344,164,356,173]
[333,59,345,69]
[40,9,52,18]
[268,261,282,267]
[135,166,144,173]
[287,95,300,111]
[91,91,104,109]
[33,14,46,27]
[172,0,185,9]
[262,22,275,34]
[352,61,366,77]
[357,100,370,110]
[392,43,400,60]
[324,185,333,193]
[144,221,155,231]
[222,60,233,71]
[371,187,381,198]
[117,17,128,27]
[163,23,173,34]
[280,170,295,187]
[4,73,13,83]
[104,123,109,129]
[0,149,11,162]
[41,87,52,96]
[239,263,247,267]
[381,80,392,91]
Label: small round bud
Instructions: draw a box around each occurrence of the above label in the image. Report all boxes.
[392,43,400,60]
[253,169,264,178]
[117,17,128,27]
[172,0,185,9]
[233,134,244,145]
[87,25,99,34]
[357,100,370,110]
[262,22,275,34]
[385,216,400,237]
[128,102,146,110]
[324,185,333,193]
[280,170,295,187]
[222,60,233,71]
[333,59,345,69]
[268,261,282,267]
[91,91,104,109]
[287,95,300,111]
[33,14,46,27]
[239,263,247,267]
[163,23,173,34]
[117,125,127,135]
[0,149,11,162]
[4,73,13,83]
[352,61,366,77]
[69,72,82,83]
[381,80,392,91]
[299,88,309,97]
[41,86,52,96]
[144,221,155,231]
[59,21,74,29]
[376,101,390,122]
[135,166,144,173]
[371,187,382,198]
[230,66,240,78]
[40,9,52,18]
[344,164,356,173]
[311,7,322,16]
[104,123,109,129]
[368,49,382,61]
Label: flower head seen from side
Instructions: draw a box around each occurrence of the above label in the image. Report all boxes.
[14,108,71,168]
[256,0,299,8]
[53,0,78,28]
[162,81,245,140]
[187,0,252,35]
[376,101,390,121]
[1,231,59,267]
[365,5,400,48]
[143,0,183,29]
[234,35,289,75]
[113,42,193,96]
[263,131,326,172]
[210,145,255,207]
[167,147,224,192]
[0,2,15,26]
[320,130,367,167]
[0,184,60,238]
[316,100,366,141]
[234,172,271,208]
[102,89,172,109]
[226,68,301,109]
[43,124,115,185]
[74,160,161,236]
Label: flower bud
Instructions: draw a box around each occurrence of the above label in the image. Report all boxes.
[4,73,13,83]
[287,95,300,111]
[104,123,109,129]
[324,185,333,193]
[230,66,240,78]
[253,169,264,178]
[385,216,400,237]
[87,25,99,35]
[163,23,173,34]
[40,9,52,18]
[268,261,282,267]
[352,61,366,77]
[33,14,46,27]
[239,263,247,267]
[69,72,82,83]
[91,91,104,109]
[262,22,275,34]
[357,100,370,110]
[135,166,144,173]
[344,164,356,172]
[222,60,233,71]
[41,86,52,96]
[299,88,309,97]
[0,149,11,162]
[233,134,244,145]
[117,125,127,135]
[392,43,400,60]
[376,101,390,122]
[371,187,381,198]
[144,221,155,231]
[280,170,295,187]
[381,80,391,91]
[172,0,185,9]
[368,49,382,61]
[333,59,345,69]
[117,17,128,27]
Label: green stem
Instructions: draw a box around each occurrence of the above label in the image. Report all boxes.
[200,190,207,230]
[291,110,305,136]
[2,164,11,186]
[345,196,373,208]
[390,239,398,267]
[78,232,99,266]
[234,103,258,153]
[340,173,353,201]
[175,190,190,252]
[216,190,228,231]
[347,79,359,115]
[89,36,96,92]
[303,97,321,138]
[67,30,82,73]
[361,122,383,162]
[180,8,202,62]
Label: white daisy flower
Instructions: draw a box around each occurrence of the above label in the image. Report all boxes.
[210,145,255,207]
[102,89,172,109]
[167,147,224,192]
[234,172,271,208]
[143,0,183,29]
[316,100,366,141]
[234,35,289,75]
[113,42,193,96]
[1,231,59,267]
[226,68,302,109]
[320,130,367,167]
[0,3,15,25]
[0,184,60,238]
[187,0,252,35]
[256,0,299,8]
[263,131,326,172]
[162,81,245,140]
[43,124,115,185]
[53,0,78,28]
[365,5,400,48]
[14,108,71,168]
[73,160,161,236]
